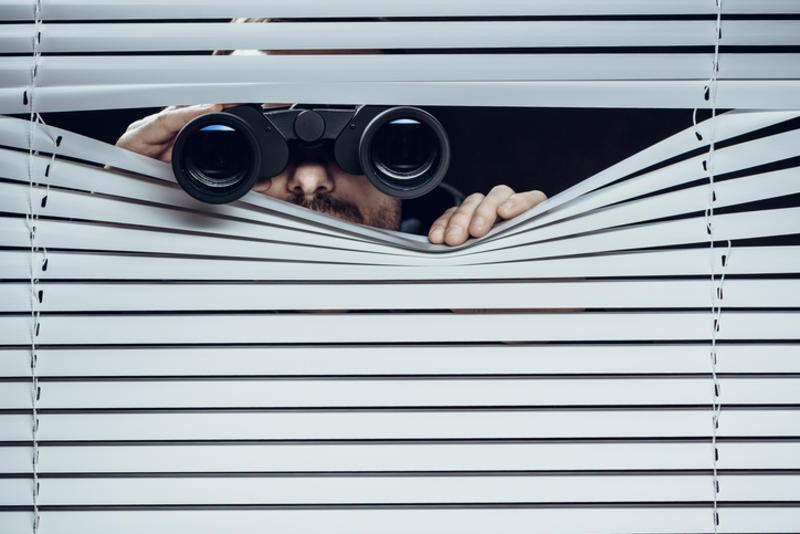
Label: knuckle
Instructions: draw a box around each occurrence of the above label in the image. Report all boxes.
[490,184,514,196]
[475,204,497,219]
[432,209,455,226]
[449,212,472,228]
[126,118,145,130]
[154,112,169,125]
[464,192,485,205]
[435,207,457,220]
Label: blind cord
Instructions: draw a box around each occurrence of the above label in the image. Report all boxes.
[700,1,729,532]
[26,1,44,532]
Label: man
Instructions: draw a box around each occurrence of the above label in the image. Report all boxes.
[117,18,547,245]
[117,103,546,246]
[116,9,547,246]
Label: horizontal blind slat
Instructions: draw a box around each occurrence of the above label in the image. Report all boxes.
[0,509,761,534]
[4,20,800,53]
[3,344,799,378]
[4,0,800,20]
[5,80,800,113]
[2,246,796,281]
[3,442,798,473]
[1,410,797,441]
[4,475,800,506]
[2,279,798,312]
[2,54,797,88]
[1,312,798,345]
[2,378,799,410]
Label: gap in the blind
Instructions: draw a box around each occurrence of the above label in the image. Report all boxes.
[37,107,691,204]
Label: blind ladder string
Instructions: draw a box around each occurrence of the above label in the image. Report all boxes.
[25,1,45,532]
[700,0,729,532]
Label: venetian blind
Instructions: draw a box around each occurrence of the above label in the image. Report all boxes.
[1,2,800,533]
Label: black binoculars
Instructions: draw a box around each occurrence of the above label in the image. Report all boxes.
[172,104,451,204]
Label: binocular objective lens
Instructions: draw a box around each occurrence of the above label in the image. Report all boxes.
[185,124,253,189]
[371,118,438,180]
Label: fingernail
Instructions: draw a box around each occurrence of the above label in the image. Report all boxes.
[501,200,514,210]
[472,216,486,228]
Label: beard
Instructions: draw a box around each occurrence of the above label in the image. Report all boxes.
[288,193,402,231]
[289,193,365,225]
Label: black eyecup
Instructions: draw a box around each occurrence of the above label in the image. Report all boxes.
[172,112,262,204]
[358,106,450,200]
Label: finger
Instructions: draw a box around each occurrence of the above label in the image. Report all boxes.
[428,206,457,244]
[117,103,224,157]
[444,192,485,246]
[468,184,514,238]
[148,103,225,142]
[158,137,177,164]
[261,102,291,110]
[497,189,547,220]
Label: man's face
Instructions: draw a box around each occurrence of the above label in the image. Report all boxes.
[250,142,402,231]
[229,50,401,231]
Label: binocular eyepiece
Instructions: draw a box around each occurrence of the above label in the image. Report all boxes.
[172,104,451,204]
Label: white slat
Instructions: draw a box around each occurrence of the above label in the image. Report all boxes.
[2,377,799,410]
[2,279,798,312]
[2,442,798,474]
[1,312,798,345]
[4,20,800,53]
[1,246,796,281]
[2,54,797,88]
[3,344,799,378]
[0,509,736,534]
[4,508,800,534]
[1,410,797,441]
[4,0,800,20]
[3,474,800,506]
[5,80,800,114]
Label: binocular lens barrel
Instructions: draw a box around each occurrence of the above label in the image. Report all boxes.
[185,125,253,189]
[172,113,262,204]
[359,107,450,200]
[372,119,438,179]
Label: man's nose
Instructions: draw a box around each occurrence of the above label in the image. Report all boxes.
[286,161,334,197]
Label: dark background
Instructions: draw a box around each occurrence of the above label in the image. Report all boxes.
[41,106,693,199]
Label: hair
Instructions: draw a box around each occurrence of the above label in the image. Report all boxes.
[213,18,273,56]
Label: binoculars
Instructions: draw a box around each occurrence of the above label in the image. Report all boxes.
[172,104,451,204]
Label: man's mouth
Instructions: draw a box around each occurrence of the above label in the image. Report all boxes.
[289,194,364,225]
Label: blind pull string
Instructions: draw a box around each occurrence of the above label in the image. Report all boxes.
[26,1,45,532]
[697,0,727,532]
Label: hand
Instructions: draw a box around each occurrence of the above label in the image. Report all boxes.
[428,185,547,246]
[115,103,233,163]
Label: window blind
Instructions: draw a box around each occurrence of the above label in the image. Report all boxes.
[1,2,800,533]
